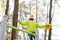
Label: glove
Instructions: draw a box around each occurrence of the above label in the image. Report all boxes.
[45,24,52,30]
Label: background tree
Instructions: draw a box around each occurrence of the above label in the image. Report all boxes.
[48,0,52,40]
[5,0,9,40]
[11,0,19,40]
[5,0,9,15]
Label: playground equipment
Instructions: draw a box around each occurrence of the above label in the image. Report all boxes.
[0,15,39,40]
[0,15,8,40]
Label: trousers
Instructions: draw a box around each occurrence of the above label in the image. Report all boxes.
[28,32,35,40]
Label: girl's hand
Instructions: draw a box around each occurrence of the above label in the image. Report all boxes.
[45,24,52,30]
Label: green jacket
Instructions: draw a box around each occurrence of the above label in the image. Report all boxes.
[18,20,46,32]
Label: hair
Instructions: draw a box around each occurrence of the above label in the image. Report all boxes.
[29,14,34,18]
[28,14,34,20]
[29,18,34,20]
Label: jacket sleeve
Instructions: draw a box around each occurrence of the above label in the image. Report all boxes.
[18,20,28,26]
[36,23,46,28]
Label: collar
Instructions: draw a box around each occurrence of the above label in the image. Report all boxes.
[29,18,34,20]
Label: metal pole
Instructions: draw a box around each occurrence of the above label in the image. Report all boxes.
[0,15,8,40]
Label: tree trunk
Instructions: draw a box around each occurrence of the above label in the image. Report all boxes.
[11,0,19,40]
[48,0,52,40]
[5,0,9,40]
[5,0,9,15]
[44,30,47,40]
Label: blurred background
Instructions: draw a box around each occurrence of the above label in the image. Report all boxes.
[0,0,60,40]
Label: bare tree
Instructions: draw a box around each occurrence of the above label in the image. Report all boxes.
[11,0,19,40]
[48,0,52,40]
[44,29,47,40]
[5,0,9,15]
[5,0,9,40]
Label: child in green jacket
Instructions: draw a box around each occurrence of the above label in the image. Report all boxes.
[18,14,51,40]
